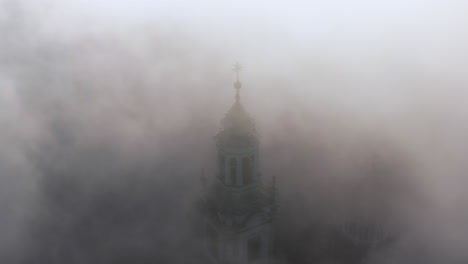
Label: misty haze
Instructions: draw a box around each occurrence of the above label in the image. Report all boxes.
[1,0,468,263]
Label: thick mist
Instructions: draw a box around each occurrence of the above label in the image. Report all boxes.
[1,1,468,263]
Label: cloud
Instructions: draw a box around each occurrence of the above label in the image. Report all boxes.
[1,0,468,263]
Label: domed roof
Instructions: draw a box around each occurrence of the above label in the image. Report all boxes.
[216,63,258,148]
[216,100,257,149]
[221,100,256,135]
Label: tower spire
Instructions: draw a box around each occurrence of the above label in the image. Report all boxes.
[201,66,276,264]
[232,62,242,103]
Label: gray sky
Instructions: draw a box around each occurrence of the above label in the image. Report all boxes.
[38,0,468,103]
[49,0,467,42]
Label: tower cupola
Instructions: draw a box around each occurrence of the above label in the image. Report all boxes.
[201,64,276,264]
[215,63,259,188]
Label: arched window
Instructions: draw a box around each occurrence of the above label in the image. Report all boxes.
[207,225,218,259]
[242,156,253,185]
[219,155,225,183]
[230,158,237,185]
[247,235,261,262]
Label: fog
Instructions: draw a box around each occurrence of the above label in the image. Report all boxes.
[1,0,468,263]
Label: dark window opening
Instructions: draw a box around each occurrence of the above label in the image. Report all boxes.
[242,156,253,185]
[207,225,218,259]
[230,158,237,185]
[248,235,262,262]
[219,155,225,183]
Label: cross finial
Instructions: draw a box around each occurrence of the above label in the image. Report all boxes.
[233,62,242,79]
[232,62,242,102]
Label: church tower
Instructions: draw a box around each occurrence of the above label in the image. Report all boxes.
[201,64,277,264]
